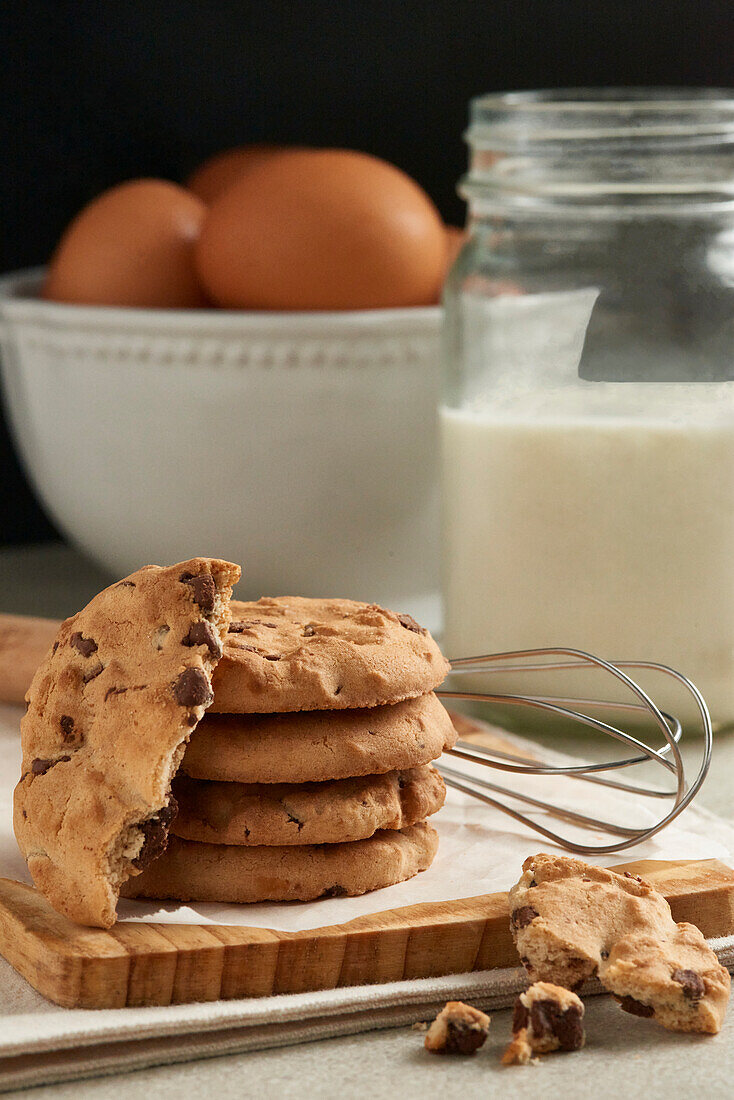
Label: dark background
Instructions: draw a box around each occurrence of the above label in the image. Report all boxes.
[3,0,733,545]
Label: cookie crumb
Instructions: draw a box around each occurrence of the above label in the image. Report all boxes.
[503,983,584,1065]
[502,1029,533,1065]
[424,1001,490,1055]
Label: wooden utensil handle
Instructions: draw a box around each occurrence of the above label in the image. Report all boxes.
[0,613,60,706]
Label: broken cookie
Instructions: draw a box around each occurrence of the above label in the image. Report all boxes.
[502,982,585,1064]
[424,1001,491,1054]
[13,557,240,928]
[509,853,731,1034]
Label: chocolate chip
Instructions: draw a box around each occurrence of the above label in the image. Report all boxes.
[511,906,539,930]
[116,580,136,588]
[60,715,75,741]
[83,661,104,683]
[228,621,246,633]
[52,641,59,654]
[71,632,98,657]
[182,621,222,658]
[444,1020,487,1055]
[600,949,609,960]
[321,885,348,898]
[132,798,178,869]
[397,613,427,634]
[31,755,70,776]
[553,1006,585,1052]
[105,686,128,701]
[180,572,216,613]
[513,1000,530,1033]
[672,969,706,1002]
[617,995,655,1018]
[303,625,316,637]
[334,685,343,695]
[530,1000,584,1051]
[264,654,281,661]
[172,668,212,708]
[528,1001,552,1038]
[237,644,259,653]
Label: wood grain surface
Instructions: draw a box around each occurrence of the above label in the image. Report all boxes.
[0,858,732,1010]
[0,613,57,705]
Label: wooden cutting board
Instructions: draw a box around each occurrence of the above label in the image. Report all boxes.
[0,613,732,1010]
[0,857,732,1010]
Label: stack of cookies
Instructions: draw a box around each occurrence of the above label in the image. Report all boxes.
[126,597,455,904]
[15,565,454,928]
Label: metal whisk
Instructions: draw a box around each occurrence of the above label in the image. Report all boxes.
[435,647,713,855]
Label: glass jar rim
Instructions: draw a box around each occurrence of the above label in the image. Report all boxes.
[468,87,734,145]
[462,87,734,216]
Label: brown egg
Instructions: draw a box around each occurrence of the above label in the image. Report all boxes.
[195,149,447,311]
[186,144,289,204]
[44,180,207,308]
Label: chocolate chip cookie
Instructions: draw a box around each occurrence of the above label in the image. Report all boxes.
[502,982,585,1064]
[509,853,731,1034]
[122,821,439,903]
[14,558,239,928]
[172,764,445,846]
[211,597,449,713]
[181,692,457,783]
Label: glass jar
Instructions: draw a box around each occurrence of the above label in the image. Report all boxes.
[441,89,734,729]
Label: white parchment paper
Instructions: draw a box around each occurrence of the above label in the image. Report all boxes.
[2,702,732,931]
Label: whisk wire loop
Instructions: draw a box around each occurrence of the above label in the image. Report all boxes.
[436,647,712,855]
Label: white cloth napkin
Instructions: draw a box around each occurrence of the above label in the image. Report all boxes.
[1,941,733,1094]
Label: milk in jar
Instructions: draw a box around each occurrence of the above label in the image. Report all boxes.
[442,90,734,728]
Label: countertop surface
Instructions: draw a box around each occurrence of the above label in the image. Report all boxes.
[3,543,734,1100]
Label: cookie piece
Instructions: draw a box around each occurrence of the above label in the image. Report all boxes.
[171,764,445,846]
[424,1001,491,1055]
[14,558,240,928]
[509,854,731,1034]
[182,692,456,783]
[502,983,584,1065]
[211,597,449,712]
[122,821,439,903]
[604,926,731,1034]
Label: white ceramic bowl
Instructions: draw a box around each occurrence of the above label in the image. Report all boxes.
[0,269,442,614]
